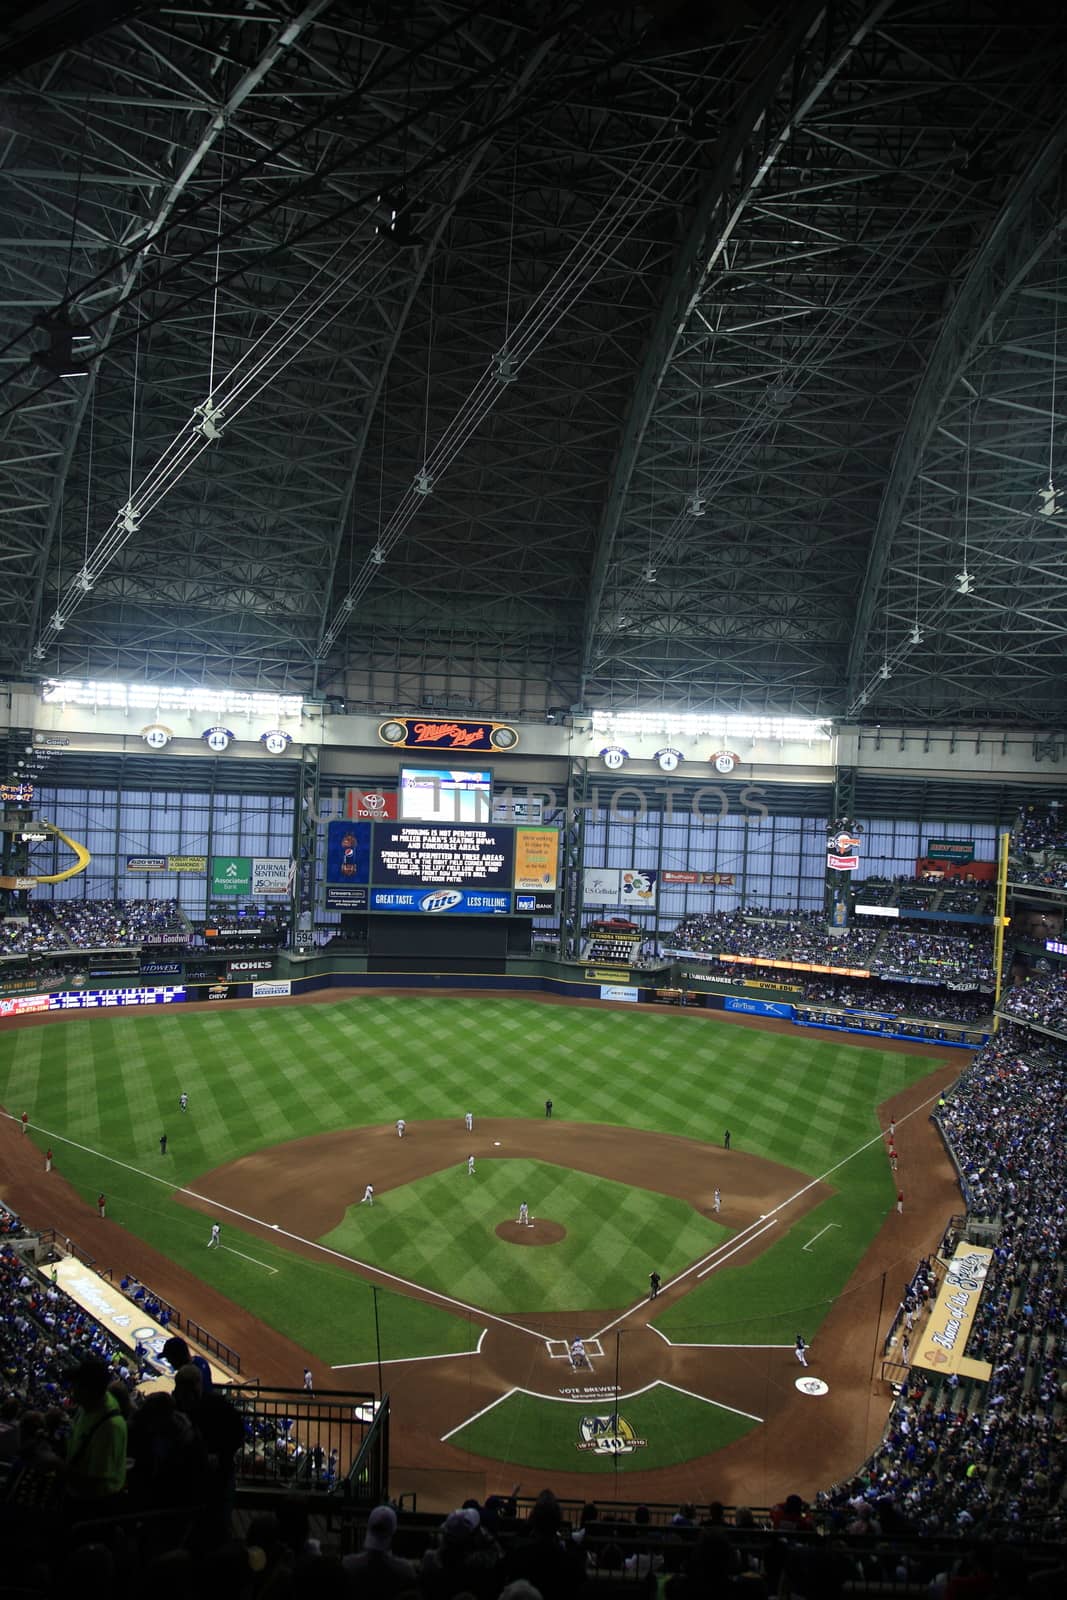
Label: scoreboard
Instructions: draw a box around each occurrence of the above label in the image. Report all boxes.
[325,819,557,914]
[374,825,513,889]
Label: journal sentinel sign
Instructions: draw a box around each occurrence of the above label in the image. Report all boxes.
[0,986,186,1017]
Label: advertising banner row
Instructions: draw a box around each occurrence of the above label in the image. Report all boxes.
[124,855,294,895]
[1,985,186,1016]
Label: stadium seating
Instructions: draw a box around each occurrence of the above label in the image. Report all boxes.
[0,898,186,956]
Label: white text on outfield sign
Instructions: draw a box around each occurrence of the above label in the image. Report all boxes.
[252,980,292,997]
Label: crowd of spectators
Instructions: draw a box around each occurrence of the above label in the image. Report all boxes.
[0,912,71,957]
[1010,806,1067,889]
[874,927,995,989]
[852,1028,1067,1538]
[57,898,185,947]
[0,899,186,958]
[0,1244,142,1414]
[1009,859,1067,890]
[666,911,994,989]
[1013,805,1067,852]
[666,909,881,966]
[998,975,1067,1037]
[799,979,989,1024]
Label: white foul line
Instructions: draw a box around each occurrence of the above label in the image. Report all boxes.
[19,1083,949,1355]
[22,1120,549,1342]
[222,1245,277,1273]
[698,1219,777,1277]
[441,1386,517,1442]
[441,1378,764,1437]
[802,1222,840,1252]
[593,1086,947,1340]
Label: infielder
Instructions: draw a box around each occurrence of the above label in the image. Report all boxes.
[361,1184,374,1205]
[467,1154,476,1176]
[794,1334,808,1367]
[396,1118,406,1137]
[713,1188,721,1214]
[464,1111,474,1132]
[518,1202,530,1226]
[208,1223,221,1248]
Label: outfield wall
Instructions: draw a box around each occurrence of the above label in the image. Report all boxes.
[0,965,986,1054]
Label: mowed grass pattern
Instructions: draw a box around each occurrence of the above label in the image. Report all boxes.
[0,996,939,1365]
[322,1160,727,1313]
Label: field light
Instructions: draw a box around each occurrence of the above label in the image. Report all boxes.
[591,709,832,741]
[41,678,303,718]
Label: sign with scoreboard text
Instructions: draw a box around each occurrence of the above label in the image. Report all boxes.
[324,819,557,914]
[0,985,185,1017]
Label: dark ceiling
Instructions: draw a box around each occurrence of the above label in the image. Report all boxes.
[1,0,1065,725]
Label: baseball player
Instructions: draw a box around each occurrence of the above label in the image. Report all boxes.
[713,1187,721,1214]
[545,1099,553,1118]
[518,1202,530,1226]
[570,1337,587,1369]
[303,1368,314,1392]
[208,1223,221,1248]
[21,1112,29,1135]
[467,1154,475,1176]
[396,1118,406,1138]
[360,1184,374,1205]
[465,1111,474,1132]
[179,1093,188,1112]
[160,1133,168,1155]
[649,1270,661,1299]
[723,1129,731,1150]
[794,1334,808,1367]
[97,1193,106,1219]
[45,1148,53,1173]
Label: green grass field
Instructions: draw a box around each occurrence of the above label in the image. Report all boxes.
[445,1383,757,1473]
[322,1159,728,1313]
[0,995,939,1390]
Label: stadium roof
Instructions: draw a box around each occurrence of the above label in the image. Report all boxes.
[1,0,1066,726]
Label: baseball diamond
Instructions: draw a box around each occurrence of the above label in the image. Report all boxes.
[0,989,963,1503]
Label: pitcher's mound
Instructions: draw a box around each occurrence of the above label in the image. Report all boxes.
[495,1218,566,1246]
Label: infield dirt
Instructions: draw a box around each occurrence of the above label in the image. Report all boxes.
[0,992,967,1508]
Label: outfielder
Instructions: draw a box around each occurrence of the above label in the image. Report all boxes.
[465,1111,474,1132]
[396,1118,406,1137]
[467,1154,475,1176]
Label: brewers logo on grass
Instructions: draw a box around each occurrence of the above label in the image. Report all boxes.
[577,1413,646,1455]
